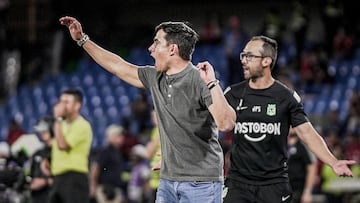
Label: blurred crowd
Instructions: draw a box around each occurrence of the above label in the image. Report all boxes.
[0,107,160,203]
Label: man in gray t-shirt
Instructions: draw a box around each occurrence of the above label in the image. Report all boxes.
[60,16,236,203]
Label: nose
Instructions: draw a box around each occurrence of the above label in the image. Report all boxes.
[240,56,246,64]
[148,44,154,53]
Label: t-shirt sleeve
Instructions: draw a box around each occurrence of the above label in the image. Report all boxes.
[201,82,213,108]
[137,66,157,88]
[289,90,309,127]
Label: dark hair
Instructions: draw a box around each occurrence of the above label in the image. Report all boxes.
[154,21,199,61]
[62,88,83,104]
[251,35,278,70]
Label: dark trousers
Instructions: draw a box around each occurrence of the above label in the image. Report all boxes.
[48,171,89,203]
[223,178,293,203]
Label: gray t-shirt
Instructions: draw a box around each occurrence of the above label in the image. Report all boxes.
[138,63,224,182]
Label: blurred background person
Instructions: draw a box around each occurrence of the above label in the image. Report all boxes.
[30,115,54,203]
[288,127,317,203]
[320,143,345,203]
[6,118,26,146]
[0,141,27,203]
[48,88,93,203]
[145,110,161,203]
[90,124,128,203]
[127,144,151,203]
[222,15,249,86]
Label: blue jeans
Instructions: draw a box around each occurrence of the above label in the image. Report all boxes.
[156,178,223,203]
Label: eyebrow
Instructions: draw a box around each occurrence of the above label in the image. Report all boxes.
[242,51,257,54]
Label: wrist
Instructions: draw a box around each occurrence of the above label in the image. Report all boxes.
[207,79,219,90]
[76,33,89,47]
[55,116,64,122]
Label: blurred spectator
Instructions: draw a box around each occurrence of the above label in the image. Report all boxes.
[320,143,345,203]
[344,132,360,163]
[260,7,285,48]
[128,144,151,203]
[222,15,249,85]
[6,118,25,146]
[30,116,54,203]
[321,106,342,137]
[121,118,141,163]
[289,0,309,64]
[90,124,128,203]
[0,141,9,170]
[199,12,222,44]
[340,91,360,135]
[320,0,344,56]
[333,27,355,60]
[130,89,151,135]
[48,88,93,203]
[288,128,317,203]
[299,44,333,87]
[0,141,27,202]
[145,110,161,203]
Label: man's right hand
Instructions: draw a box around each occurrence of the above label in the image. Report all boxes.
[59,16,84,41]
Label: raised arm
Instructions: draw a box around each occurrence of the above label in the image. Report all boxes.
[294,122,356,177]
[59,16,143,88]
[197,61,236,132]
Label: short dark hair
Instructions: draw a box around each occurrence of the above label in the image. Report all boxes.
[251,35,278,70]
[155,21,199,61]
[62,88,83,104]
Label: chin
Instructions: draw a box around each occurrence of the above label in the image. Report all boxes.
[244,74,250,80]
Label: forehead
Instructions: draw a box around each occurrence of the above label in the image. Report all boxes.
[243,40,264,54]
[60,93,75,101]
[154,29,167,41]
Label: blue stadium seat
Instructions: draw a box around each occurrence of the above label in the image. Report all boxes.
[83,73,94,87]
[90,96,102,108]
[303,98,315,115]
[313,97,329,115]
[128,47,154,65]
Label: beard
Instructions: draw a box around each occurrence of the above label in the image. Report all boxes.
[246,66,264,82]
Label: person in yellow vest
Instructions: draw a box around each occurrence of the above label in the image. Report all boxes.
[48,88,93,203]
[145,110,161,203]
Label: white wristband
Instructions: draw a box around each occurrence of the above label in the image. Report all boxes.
[55,117,64,122]
[76,33,89,47]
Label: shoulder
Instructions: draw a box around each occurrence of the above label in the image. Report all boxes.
[224,80,247,96]
[138,65,156,73]
[78,116,90,124]
[76,116,93,131]
[273,81,302,102]
[273,80,293,93]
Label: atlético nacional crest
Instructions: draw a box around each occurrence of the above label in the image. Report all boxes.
[266,104,276,116]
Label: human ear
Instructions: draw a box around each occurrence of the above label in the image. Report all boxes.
[170,44,178,56]
[262,57,272,67]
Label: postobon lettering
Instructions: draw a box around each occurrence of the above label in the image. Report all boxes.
[234,122,281,142]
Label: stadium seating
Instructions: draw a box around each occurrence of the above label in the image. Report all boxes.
[0,45,359,147]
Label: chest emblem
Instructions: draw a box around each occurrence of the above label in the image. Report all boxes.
[266,104,276,116]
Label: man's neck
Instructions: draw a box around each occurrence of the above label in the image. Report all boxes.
[166,59,189,75]
[66,113,80,123]
[249,75,275,89]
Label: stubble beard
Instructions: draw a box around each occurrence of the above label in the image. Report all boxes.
[249,69,264,83]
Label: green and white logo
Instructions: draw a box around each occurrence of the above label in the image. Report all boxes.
[266,104,276,116]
